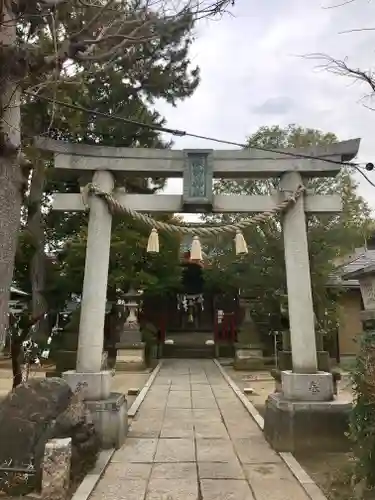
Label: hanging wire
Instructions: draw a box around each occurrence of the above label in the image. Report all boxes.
[24,91,375,189]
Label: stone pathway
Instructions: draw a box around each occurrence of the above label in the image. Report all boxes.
[90,360,311,500]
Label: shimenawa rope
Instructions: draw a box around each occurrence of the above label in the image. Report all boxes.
[81,183,306,237]
[80,183,306,256]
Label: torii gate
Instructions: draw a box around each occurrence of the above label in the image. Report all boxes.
[35,136,360,450]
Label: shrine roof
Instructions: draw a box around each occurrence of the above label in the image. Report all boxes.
[327,249,375,288]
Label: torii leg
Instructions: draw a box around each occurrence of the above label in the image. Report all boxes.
[76,170,114,373]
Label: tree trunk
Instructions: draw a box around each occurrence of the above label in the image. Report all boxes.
[26,159,48,324]
[11,311,45,388]
[0,0,23,348]
[0,174,22,344]
[0,161,22,347]
[11,336,23,389]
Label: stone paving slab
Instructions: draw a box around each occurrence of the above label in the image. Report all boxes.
[154,438,195,462]
[89,359,313,500]
[200,478,254,499]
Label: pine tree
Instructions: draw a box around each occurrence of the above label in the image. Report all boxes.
[0,0,235,343]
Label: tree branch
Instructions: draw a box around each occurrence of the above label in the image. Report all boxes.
[71,0,117,40]
[305,53,375,93]
[4,0,235,106]
[322,0,355,9]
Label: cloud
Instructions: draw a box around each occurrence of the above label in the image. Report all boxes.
[252,97,294,115]
[156,0,375,213]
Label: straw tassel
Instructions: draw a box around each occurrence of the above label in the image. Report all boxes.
[235,230,248,255]
[80,185,90,210]
[190,236,203,261]
[147,228,159,253]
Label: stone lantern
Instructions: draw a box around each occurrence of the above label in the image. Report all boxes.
[116,287,146,370]
[343,263,375,331]
[233,293,264,370]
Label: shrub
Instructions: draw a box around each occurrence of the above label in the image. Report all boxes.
[349,325,375,496]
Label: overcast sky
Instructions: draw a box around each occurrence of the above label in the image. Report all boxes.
[156,0,375,217]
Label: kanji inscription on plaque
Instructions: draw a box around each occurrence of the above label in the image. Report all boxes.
[182,150,213,211]
[189,154,207,197]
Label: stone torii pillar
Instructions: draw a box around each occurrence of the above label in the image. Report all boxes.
[264,171,351,454]
[77,170,114,373]
[62,170,128,449]
[76,170,113,373]
[281,172,319,375]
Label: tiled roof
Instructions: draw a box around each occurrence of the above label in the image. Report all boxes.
[327,249,375,287]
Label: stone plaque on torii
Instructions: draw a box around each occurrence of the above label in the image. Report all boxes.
[35,136,360,450]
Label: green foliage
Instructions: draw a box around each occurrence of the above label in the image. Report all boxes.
[59,212,182,301]
[15,0,205,308]
[349,325,375,494]
[203,124,373,336]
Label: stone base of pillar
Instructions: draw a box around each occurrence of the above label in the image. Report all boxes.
[264,392,351,453]
[62,371,128,449]
[116,342,146,371]
[233,343,265,371]
[281,370,334,401]
[85,393,128,449]
[271,367,342,396]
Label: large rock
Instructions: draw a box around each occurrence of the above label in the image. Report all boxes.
[0,377,100,495]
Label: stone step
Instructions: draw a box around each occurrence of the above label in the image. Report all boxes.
[166,331,214,344]
[162,344,215,359]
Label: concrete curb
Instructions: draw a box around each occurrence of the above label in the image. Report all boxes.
[71,449,114,500]
[128,361,163,418]
[214,359,265,429]
[214,360,328,500]
[280,452,328,500]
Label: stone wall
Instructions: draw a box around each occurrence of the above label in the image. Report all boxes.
[338,290,363,359]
